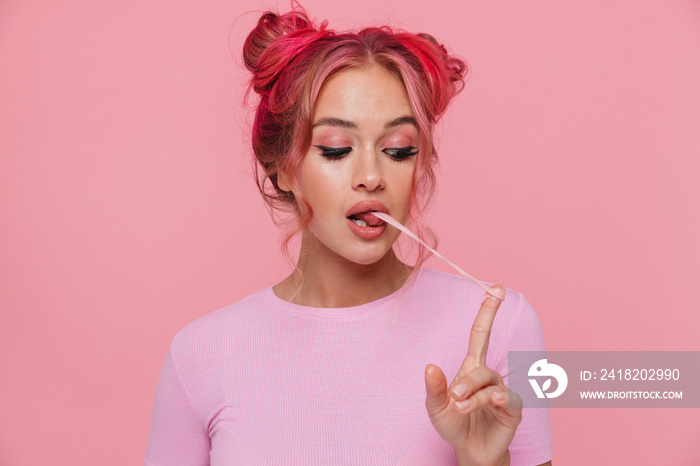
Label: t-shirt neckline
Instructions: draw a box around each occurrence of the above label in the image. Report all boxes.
[261,268,426,318]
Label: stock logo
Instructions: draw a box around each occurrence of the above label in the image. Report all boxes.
[528,359,568,399]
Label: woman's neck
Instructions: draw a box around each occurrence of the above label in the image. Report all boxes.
[273,237,413,308]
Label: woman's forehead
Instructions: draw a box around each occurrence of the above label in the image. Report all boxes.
[312,66,414,129]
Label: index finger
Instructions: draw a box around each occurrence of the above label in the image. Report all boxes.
[462,285,505,372]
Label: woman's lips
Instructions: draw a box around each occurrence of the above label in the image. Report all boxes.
[345,200,390,218]
[345,200,390,239]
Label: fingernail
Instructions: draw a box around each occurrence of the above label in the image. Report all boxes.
[451,383,468,398]
[493,391,505,400]
[454,399,471,410]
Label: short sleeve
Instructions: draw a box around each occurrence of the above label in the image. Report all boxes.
[144,333,211,466]
[500,293,553,466]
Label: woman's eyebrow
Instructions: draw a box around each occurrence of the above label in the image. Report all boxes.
[312,115,418,129]
[312,117,358,129]
[385,116,418,129]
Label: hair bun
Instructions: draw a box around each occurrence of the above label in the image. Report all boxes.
[243,10,314,95]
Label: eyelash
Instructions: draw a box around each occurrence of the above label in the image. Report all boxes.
[314,146,418,162]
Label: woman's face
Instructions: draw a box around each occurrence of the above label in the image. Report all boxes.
[282,66,419,266]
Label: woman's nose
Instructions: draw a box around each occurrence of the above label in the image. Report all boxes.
[352,149,386,191]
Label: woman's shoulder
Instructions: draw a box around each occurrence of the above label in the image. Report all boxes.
[416,268,531,308]
[408,268,546,371]
[169,287,271,351]
[416,268,543,337]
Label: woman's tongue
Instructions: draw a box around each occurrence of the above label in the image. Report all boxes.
[349,211,384,227]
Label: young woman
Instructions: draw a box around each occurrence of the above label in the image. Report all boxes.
[145,6,552,466]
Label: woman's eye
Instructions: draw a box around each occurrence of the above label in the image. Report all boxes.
[383,146,419,161]
[315,145,352,160]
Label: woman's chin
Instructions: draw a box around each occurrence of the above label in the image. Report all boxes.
[343,247,397,267]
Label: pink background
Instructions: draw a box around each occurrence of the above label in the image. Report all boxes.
[1,0,699,464]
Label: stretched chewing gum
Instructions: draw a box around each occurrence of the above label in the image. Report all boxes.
[371,212,506,302]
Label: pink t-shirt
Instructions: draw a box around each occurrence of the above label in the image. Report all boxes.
[145,268,552,465]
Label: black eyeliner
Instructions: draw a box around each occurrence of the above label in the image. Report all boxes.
[314,145,352,159]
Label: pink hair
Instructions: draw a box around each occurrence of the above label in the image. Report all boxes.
[243,5,467,280]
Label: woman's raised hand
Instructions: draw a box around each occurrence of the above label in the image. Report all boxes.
[424,285,522,466]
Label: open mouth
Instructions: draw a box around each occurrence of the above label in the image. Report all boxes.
[347,211,386,228]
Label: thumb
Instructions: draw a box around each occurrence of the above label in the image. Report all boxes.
[424,364,450,414]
